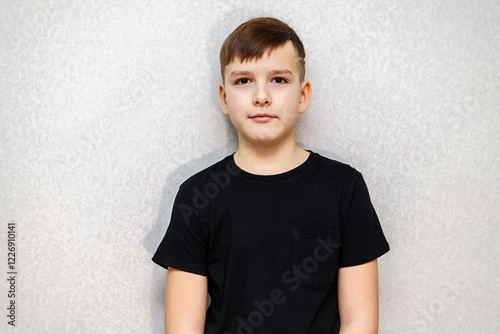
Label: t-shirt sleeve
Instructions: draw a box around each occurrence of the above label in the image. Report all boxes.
[152,185,208,276]
[338,172,390,267]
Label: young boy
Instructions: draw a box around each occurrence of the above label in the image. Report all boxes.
[153,17,389,333]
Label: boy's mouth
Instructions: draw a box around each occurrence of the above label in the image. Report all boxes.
[250,113,275,123]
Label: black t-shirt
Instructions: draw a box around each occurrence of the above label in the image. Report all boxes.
[152,150,390,333]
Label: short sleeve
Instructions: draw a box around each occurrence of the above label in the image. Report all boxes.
[338,173,390,267]
[152,185,208,276]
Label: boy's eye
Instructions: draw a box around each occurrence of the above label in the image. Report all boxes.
[272,77,287,84]
[235,78,250,85]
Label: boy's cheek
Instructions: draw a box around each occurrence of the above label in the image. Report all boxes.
[226,95,246,108]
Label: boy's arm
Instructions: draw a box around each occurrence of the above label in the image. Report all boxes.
[338,259,379,334]
[164,267,208,334]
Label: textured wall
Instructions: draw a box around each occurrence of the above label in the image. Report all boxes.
[1,1,499,333]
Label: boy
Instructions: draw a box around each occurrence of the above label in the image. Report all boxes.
[153,17,389,333]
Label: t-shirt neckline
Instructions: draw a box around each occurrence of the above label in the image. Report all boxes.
[230,149,316,183]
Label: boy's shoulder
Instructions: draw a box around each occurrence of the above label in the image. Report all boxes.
[177,153,238,192]
[312,151,363,182]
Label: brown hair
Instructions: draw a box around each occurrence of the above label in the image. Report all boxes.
[220,17,306,82]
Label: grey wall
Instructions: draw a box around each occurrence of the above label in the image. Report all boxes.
[1,1,499,333]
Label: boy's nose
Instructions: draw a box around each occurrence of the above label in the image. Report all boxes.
[253,88,271,106]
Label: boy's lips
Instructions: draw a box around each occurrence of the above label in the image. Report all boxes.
[250,113,275,123]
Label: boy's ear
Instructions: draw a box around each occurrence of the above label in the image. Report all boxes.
[219,83,229,116]
[298,80,312,114]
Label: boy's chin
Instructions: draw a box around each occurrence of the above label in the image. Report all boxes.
[242,136,293,149]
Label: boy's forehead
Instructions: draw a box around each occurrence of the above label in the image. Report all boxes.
[226,41,300,74]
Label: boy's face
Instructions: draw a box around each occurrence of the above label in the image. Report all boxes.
[219,41,311,149]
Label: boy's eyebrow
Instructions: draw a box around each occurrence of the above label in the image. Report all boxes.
[229,69,295,78]
[269,69,295,78]
[229,70,253,78]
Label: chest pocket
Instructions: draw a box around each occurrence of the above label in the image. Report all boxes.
[292,227,341,289]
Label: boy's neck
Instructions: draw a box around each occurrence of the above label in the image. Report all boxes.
[233,140,310,176]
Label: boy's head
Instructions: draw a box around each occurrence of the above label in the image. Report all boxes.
[220,17,306,82]
[218,17,312,149]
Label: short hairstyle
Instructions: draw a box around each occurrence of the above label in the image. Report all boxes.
[220,17,306,82]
